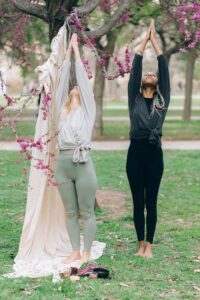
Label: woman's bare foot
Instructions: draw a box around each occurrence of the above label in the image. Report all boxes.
[143,242,153,258]
[80,251,91,262]
[63,251,81,264]
[135,241,145,256]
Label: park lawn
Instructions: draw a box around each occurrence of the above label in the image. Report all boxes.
[104,98,200,107]
[1,120,200,141]
[103,120,200,140]
[103,109,200,117]
[4,107,200,118]
[0,150,200,300]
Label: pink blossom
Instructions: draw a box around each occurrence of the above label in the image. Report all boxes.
[175,2,200,50]
[125,48,131,73]
[98,58,106,66]
[41,93,51,120]
[179,47,186,53]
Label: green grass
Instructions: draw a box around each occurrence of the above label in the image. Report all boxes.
[103,120,200,140]
[103,109,200,117]
[0,122,36,140]
[0,150,200,299]
[4,107,200,118]
[104,98,200,107]
[1,120,200,141]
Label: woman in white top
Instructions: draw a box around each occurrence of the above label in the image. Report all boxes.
[55,33,97,264]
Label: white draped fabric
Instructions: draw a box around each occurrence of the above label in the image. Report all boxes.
[3,24,105,279]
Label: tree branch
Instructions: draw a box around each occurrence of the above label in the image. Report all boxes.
[76,0,101,15]
[87,0,132,39]
[165,44,180,58]
[12,0,48,21]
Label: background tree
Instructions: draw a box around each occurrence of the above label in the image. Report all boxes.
[10,0,133,137]
[160,0,200,120]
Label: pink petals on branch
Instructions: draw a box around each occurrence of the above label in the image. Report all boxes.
[70,9,132,80]
[16,132,58,185]
[125,48,131,73]
[16,137,44,153]
[41,93,51,120]
[175,2,200,49]
[82,58,93,79]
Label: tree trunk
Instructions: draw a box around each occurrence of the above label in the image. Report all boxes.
[93,32,117,139]
[183,47,197,120]
[46,0,82,41]
[93,58,105,139]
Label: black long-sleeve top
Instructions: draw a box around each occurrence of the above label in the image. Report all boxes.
[128,53,170,144]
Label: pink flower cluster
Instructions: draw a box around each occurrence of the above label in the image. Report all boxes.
[16,133,58,185]
[175,2,200,49]
[16,137,44,153]
[97,57,106,67]
[114,56,125,77]
[69,14,85,31]
[0,1,30,64]
[82,58,93,79]
[69,9,132,80]
[33,158,56,186]
[41,93,51,120]
[125,48,131,73]
[100,0,120,13]
[4,94,15,106]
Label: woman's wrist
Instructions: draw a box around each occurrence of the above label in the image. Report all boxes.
[65,48,72,60]
[151,37,157,45]
[137,50,143,56]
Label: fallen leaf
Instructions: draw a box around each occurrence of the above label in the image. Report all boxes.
[119,282,130,288]
[193,286,200,292]
[116,239,122,246]
[194,269,200,273]
[168,277,176,282]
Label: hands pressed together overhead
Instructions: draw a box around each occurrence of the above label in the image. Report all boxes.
[69,33,79,50]
[138,19,162,56]
[65,33,81,61]
[144,19,156,42]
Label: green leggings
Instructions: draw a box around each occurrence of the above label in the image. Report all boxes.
[55,149,97,252]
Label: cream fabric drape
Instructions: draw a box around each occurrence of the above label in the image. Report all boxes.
[4,24,105,278]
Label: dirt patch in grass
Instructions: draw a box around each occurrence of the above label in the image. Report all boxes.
[175,218,193,228]
[15,189,129,223]
[96,189,128,219]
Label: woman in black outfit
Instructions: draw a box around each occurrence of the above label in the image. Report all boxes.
[126,19,170,258]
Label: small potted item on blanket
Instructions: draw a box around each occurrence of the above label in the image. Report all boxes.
[60,264,110,280]
[61,267,78,278]
[77,264,110,279]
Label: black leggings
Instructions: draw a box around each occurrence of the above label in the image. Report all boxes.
[126,140,164,244]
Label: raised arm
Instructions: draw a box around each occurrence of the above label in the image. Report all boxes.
[72,34,96,126]
[55,45,72,119]
[150,19,170,107]
[128,28,150,109]
[157,55,170,108]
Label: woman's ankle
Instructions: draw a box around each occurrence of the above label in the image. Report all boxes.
[81,251,91,259]
[71,250,81,257]
[138,241,145,248]
[145,242,153,248]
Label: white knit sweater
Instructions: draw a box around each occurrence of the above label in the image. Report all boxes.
[55,60,96,162]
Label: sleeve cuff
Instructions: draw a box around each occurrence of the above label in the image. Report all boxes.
[157,54,164,60]
[135,52,143,58]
